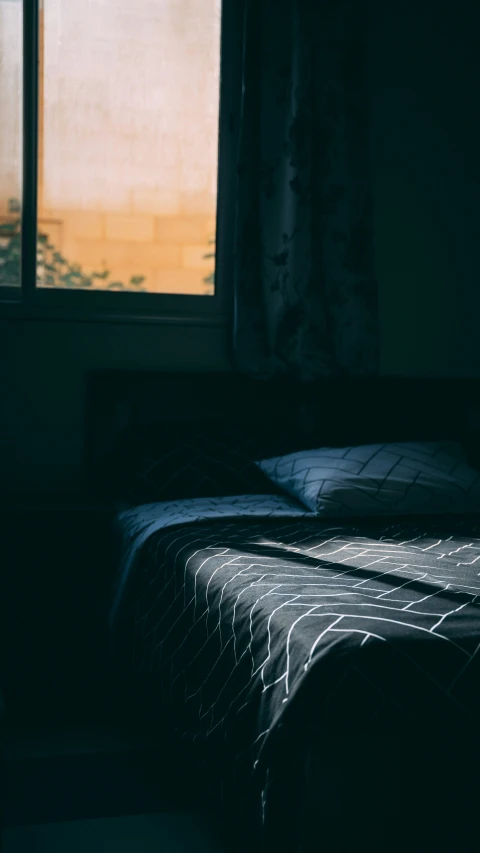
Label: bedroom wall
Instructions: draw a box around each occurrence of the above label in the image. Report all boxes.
[369,0,479,376]
[0,0,479,500]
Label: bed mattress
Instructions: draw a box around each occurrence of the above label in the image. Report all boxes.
[109,495,480,850]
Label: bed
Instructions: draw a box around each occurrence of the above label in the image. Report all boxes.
[88,371,480,852]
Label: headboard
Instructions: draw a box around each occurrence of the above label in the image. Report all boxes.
[85,370,480,499]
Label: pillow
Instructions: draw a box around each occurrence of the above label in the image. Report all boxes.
[256,441,480,517]
[102,423,295,505]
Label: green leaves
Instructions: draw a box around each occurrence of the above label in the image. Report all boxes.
[0,207,21,286]
[0,221,17,235]
[129,275,146,287]
[8,198,20,214]
[202,234,215,293]
[0,199,147,291]
[2,199,216,296]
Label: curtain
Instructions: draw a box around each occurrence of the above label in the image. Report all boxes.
[230,0,379,380]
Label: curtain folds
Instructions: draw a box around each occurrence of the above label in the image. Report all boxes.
[230,0,379,380]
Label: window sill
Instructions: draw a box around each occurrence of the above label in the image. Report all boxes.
[0,291,227,327]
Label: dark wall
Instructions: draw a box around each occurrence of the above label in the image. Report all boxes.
[1,0,479,500]
[0,321,229,500]
[369,0,479,376]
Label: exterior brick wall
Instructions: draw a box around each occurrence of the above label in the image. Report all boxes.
[37,208,216,294]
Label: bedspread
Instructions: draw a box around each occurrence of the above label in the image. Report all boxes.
[109,496,480,849]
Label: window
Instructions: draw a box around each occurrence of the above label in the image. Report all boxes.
[0,0,239,321]
[0,0,22,289]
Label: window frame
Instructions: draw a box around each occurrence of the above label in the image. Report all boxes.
[0,0,243,325]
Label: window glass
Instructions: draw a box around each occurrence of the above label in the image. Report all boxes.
[38,0,221,294]
[0,0,22,288]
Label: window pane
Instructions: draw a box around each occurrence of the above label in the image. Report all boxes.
[0,0,22,288]
[38,0,221,294]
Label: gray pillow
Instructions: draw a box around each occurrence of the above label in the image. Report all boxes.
[256,441,480,517]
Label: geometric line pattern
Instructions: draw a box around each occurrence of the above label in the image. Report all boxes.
[109,497,480,842]
[257,441,480,516]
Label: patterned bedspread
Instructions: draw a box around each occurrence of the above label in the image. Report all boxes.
[109,496,480,849]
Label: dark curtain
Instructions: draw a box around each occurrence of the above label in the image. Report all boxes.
[230,0,379,380]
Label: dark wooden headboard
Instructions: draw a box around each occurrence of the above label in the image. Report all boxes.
[85,370,480,497]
